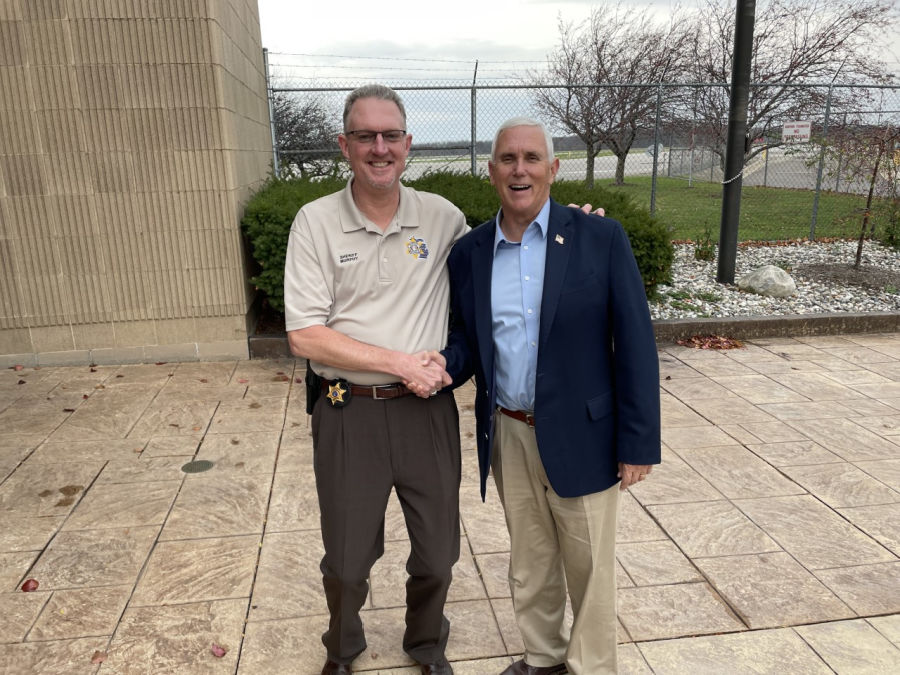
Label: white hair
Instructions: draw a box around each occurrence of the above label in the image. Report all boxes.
[490,117,555,162]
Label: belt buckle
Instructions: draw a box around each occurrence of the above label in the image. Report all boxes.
[525,412,535,426]
[371,385,392,400]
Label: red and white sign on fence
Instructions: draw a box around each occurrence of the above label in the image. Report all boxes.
[782,120,811,143]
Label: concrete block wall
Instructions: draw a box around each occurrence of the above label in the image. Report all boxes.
[0,0,273,367]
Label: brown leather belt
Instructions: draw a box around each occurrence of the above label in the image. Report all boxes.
[498,407,535,427]
[321,380,413,400]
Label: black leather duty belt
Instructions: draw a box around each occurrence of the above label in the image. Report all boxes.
[498,407,535,427]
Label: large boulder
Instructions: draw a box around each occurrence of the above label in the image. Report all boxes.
[737,265,797,298]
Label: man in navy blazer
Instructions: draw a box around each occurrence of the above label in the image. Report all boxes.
[437,118,661,674]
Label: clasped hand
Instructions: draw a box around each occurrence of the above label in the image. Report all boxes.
[403,350,450,399]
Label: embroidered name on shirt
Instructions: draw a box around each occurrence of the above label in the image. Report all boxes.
[339,253,358,264]
[406,236,429,260]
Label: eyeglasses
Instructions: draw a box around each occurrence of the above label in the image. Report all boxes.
[345,129,407,144]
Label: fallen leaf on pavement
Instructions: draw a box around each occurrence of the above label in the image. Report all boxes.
[210,643,227,658]
[13,364,24,371]
[90,651,107,664]
[676,335,744,350]
[21,579,39,592]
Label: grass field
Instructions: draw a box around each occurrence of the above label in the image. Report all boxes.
[600,176,884,242]
[402,153,892,244]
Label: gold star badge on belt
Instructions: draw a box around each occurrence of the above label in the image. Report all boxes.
[326,381,348,406]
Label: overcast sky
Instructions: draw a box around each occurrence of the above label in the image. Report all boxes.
[257,0,678,83]
[255,0,900,142]
[258,0,900,85]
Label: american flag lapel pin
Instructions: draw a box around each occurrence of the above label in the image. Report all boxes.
[555,234,564,245]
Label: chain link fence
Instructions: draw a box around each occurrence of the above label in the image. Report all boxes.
[265,60,900,243]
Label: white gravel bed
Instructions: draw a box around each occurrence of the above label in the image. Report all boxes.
[650,240,900,320]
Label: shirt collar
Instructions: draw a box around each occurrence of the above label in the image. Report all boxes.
[493,198,551,255]
[339,180,418,234]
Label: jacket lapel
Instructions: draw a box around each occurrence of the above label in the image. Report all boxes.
[539,200,573,349]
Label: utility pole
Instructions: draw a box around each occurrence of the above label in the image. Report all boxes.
[717,0,756,283]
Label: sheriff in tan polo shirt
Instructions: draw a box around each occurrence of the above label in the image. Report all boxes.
[285,180,468,385]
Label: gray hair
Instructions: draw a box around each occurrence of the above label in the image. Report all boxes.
[490,117,555,162]
[342,84,407,132]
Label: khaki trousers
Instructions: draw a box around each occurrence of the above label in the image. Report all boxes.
[492,411,619,675]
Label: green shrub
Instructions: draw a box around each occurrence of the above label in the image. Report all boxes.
[694,225,716,261]
[876,203,900,251]
[406,171,497,226]
[241,171,674,311]
[241,176,344,313]
[549,180,674,298]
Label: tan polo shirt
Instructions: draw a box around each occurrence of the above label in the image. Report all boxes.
[284,180,469,385]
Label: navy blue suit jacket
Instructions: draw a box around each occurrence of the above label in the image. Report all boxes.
[442,199,661,500]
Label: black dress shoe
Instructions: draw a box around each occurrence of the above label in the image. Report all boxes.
[500,659,567,675]
[321,659,352,675]
[419,657,453,674]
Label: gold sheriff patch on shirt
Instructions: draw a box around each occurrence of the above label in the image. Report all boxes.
[405,236,429,260]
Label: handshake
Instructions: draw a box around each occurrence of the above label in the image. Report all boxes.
[402,350,451,399]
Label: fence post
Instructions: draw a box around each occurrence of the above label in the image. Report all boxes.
[667,139,673,177]
[650,84,662,216]
[810,83,833,240]
[470,61,478,177]
[689,87,696,188]
[718,0,756,285]
[263,48,279,179]
[835,111,847,192]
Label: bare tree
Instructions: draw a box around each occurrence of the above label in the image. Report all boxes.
[688,0,897,169]
[817,121,900,264]
[272,91,341,178]
[533,4,691,187]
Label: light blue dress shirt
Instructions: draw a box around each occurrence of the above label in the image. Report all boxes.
[491,200,550,412]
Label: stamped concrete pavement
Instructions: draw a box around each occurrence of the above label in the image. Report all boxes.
[1,332,899,674]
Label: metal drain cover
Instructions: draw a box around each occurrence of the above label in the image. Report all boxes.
[181,460,214,474]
